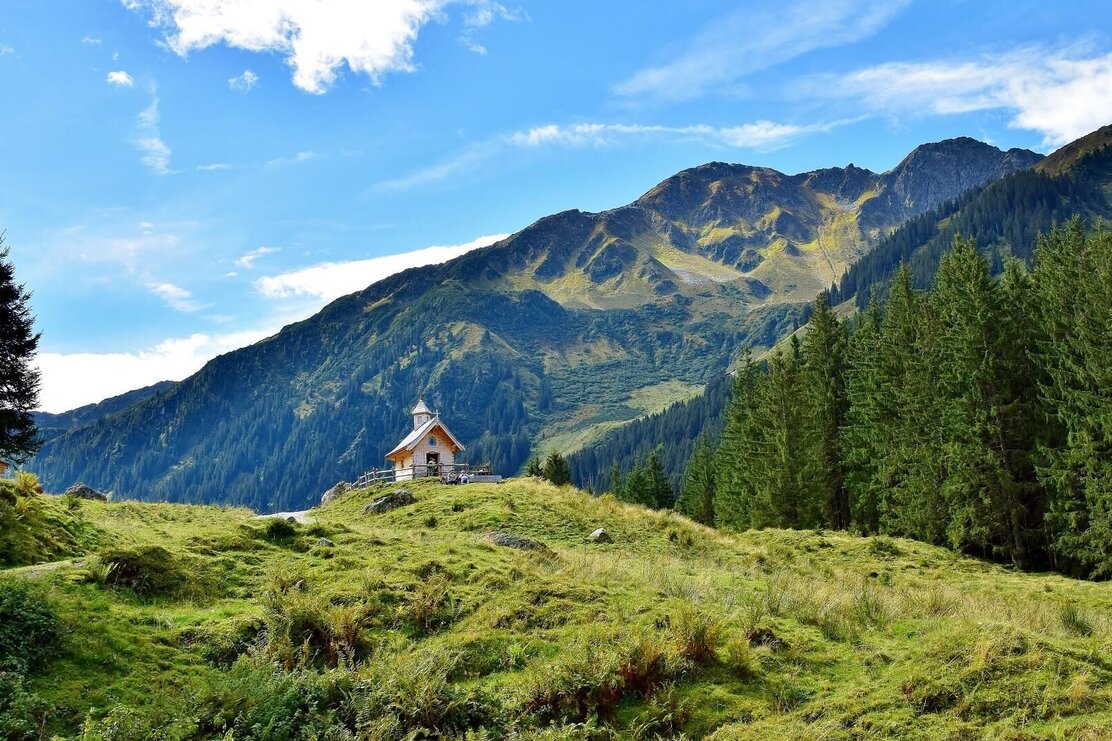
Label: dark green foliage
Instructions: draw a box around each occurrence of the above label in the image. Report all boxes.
[523,457,542,477]
[676,434,715,525]
[612,447,674,509]
[0,581,60,673]
[0,672,49,741]
[0,238,41,466]
[261,518,299,542]
[707,224,1112,578]
[541,452,571,486]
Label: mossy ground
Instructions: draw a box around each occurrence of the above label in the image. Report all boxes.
[2,478,1111,739]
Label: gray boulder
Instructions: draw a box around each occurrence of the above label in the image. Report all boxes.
[587,528,612,543]
[64,482,108,502]
[364,489,415,515]
[485,531,548,552]
[316,537,335,548]
[320,481,350,506]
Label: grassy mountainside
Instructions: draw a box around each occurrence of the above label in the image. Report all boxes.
[29,139,1039,511]
[1,478,1110,739]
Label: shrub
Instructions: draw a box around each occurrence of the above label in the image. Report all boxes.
[262,518,300,541]
[198,657,352,740]
[0,580,61,673]
[0,672,50,740]
[96,546,188,597]
[13,472,42,497]
[350,646,495,736]
[669,605,724,666]
[868,536,901,558]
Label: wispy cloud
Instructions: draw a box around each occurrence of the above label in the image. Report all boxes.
[376,117,850,192]
[196,162,233,171]
[508,119,853,151]
[228,68,259,91]
[0,44,14,56]
[372,142,498,193]
[126,0,446,94]
[802,46,1112,147]
[265,150,321,168]
[256,233,508,302]
[615,0,909,103]
[148,282,202,312]
[234,246,280,269]
[135,95,173,174]
[82,34,103,46]
[460,0,526,55]
[106,70,134,86]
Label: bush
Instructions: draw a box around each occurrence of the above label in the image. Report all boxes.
[868,536,901,558]
[261,518,299,542]
[669,605,724,666]
[0,672,50,740]
[350,646,495,735]
[96,545,188,597]
[0,580,61,673]
[198,657,353,740]
[13,472,42,497]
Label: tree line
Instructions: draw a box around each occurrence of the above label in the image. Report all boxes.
[675,220,1112,579]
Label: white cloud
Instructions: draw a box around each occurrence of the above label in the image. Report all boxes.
[106,70,135,86]
[265,150,320,168]
[508,120,851,151]
[36,327,277,412]
[124,0,448,94]
[615,0,909,103]
[196,162,232,171]
[460,0,524,54]
[148,282,202,312]
[82,34,104,46]
[256,233,508,302]
[0,44,14,56]
[228,68,258,91]
[372,142,497,192]
[135,96,173,174]
[234,245,280,268]
[805,48,1112,147]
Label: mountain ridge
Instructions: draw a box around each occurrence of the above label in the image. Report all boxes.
[30,136,1041,511]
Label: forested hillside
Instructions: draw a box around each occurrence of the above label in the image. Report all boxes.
[679,223,1112,579]
[30,138,1036,511]
[572,132,1112,496]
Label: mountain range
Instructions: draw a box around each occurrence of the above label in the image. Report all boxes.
[30,136,1047,511]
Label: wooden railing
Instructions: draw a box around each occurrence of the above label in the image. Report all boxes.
[353,462,492,488]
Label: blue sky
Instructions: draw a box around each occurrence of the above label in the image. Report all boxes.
[2,0,1112,411]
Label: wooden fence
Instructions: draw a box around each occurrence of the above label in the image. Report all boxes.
[353,462,492,488]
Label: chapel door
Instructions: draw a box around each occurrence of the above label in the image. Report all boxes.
[426,452,439,477]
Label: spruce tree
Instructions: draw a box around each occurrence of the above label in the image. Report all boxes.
[0,239,41,465]
[541,452,570,486]
[677,434,715,525]
[645,448,672,509]
[799,294,848,528]
[842,295,885,532]
[714,351,760,530]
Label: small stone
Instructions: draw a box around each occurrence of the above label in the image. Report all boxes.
[587,528,612,543]
[286,516,298,524]
[63,482,108,502]
[317,537,335,547]
[364,489,415,514]
[485,531,548,551]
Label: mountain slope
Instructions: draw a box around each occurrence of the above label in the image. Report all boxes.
[4,479,1112,738]
[33,381,176,444]
[30,139,1039,511]
[570,127,1112,494]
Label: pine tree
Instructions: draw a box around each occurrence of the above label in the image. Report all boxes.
[714,351,761,530]
[0,238,41,465]
[524,457,542,477]
[676,434,715,525]
[542,452,570,486]
[842,295,885,532]
[749,339,805,528]
[645,448,672,509]
[799,294,848,528]
[608,462,623,498]
[619,459,656,508]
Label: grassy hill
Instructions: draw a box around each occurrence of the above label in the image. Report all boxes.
[2,478,1110,739]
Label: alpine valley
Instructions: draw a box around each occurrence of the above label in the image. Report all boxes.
[31,137,1050,511]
